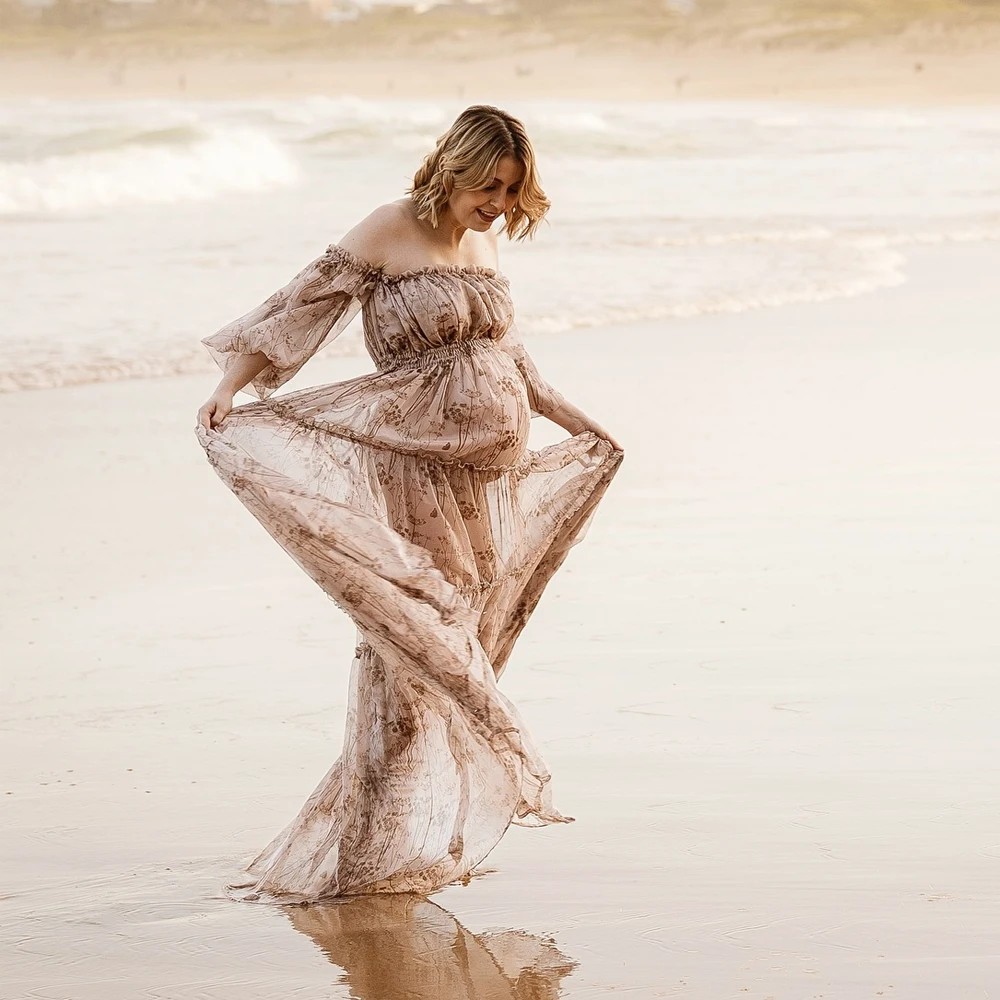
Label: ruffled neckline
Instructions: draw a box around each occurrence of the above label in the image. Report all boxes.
[325,242,509,286]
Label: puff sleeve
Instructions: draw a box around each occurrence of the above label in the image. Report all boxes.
[202,243,378,400]
[498,320,564,419]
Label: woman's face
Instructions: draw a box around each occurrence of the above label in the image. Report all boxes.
[448,155,524,232]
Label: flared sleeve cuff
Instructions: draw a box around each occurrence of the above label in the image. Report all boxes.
[202,243,379,399]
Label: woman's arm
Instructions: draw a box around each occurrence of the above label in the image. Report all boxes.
[505,328,623,451]
[530,377,624,452]
[487,232,622,451]
[197,351,271,430]
[195,211,397,431]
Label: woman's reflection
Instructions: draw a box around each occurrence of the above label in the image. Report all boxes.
[286,893,577,999]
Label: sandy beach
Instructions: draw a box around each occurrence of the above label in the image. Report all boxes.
[4,0,1000,105]
[4,36,1000,104]
[2,237,998,997]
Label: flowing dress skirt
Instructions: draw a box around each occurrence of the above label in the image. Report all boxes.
[197,266,622,900]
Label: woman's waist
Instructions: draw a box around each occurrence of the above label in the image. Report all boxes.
[374,335,506,373]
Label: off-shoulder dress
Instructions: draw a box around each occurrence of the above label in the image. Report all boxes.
[195,243,623,901]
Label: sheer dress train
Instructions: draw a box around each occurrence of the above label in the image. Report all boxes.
[195,244,623,900]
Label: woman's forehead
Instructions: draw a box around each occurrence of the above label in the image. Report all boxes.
[494,155,525,183]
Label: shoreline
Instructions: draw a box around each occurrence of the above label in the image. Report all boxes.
[5,224,1000,397]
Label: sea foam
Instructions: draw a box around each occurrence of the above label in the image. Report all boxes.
[3,97,1000,393]
[0,125,297,215]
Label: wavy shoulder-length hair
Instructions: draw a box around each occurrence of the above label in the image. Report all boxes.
[408,105,550,241]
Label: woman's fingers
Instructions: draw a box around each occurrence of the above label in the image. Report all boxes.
[601,432,622,451]
[584,421,623,452]
[198,400,223,430]
[197,392,235,432]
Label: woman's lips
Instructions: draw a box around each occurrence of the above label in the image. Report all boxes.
[477,209,497,222]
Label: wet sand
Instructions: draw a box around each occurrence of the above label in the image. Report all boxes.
[2,241,999,997]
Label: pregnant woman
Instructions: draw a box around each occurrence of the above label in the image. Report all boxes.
[195,104,623,902]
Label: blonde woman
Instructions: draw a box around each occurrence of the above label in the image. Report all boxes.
[195,104,623,902]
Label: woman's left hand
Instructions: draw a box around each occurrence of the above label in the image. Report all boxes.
[581,421,623,452]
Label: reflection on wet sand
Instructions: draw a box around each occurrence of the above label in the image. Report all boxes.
[286,893,577,999]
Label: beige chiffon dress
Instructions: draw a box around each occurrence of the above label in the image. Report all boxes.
[195,243,623,901]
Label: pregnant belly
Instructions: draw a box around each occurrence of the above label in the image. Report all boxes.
[269,340,532,471]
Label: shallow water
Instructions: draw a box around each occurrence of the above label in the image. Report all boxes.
[2,862,578,1000]
[2,96,999,391]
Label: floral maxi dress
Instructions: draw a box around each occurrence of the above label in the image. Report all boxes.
[195,243,623,900]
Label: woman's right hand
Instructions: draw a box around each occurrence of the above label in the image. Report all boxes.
[197,390,234,431]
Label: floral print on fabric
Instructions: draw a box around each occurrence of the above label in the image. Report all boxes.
[196,243,622,900]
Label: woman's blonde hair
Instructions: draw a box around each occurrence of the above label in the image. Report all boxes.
[408,105,550,241]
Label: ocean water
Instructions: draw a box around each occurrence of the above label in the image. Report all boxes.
[2,96,999,391]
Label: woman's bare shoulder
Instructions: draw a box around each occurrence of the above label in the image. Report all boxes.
[337,201,414,270]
